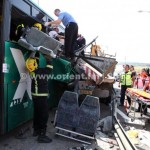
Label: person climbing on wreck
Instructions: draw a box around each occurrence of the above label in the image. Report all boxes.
[44,9,78,60]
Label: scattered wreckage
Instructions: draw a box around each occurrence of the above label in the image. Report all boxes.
[18,27,137,149]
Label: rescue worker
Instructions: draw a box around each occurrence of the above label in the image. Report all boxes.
[142,74,150,115]
[44,9,78,60]
[26,53,53,143]
[33,22,42,31]
[11,22,42,42]
[10,23,25,41]
[119,64,134,106]
[130,65,136,84]
[134,69,148,89]
[135,68,149,114]
[22,22,42,37]
[74,34,86,56]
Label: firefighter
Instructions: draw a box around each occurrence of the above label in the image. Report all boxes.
[26,52,53,143]
[10,23,25,41]
[21,23,42,38]
[11,22,42,42]
[33,22,42,31]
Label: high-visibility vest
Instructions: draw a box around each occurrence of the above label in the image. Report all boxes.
[30,64,53,97]
[120,71,132,86]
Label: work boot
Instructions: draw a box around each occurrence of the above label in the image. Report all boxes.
[37,129,52,143]
[33,130,40,137]
[37,135,52,143]
[143,109,147,115]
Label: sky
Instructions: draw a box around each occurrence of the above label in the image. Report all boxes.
[31,0,150,63]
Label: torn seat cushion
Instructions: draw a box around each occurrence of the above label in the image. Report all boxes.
[55,91,78,130]
[18,27,62,54]
[75,95,100,136]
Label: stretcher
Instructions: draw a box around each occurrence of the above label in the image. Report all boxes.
[126,88,150,119]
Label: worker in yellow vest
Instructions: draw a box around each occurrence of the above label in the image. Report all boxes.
[119,64,134,106]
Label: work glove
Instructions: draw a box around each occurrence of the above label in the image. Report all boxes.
[44,22,50,26]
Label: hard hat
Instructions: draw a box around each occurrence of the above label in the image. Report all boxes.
[17,24,24,30]
[15,24,25,35]
[33,23,42,31]
[26,57,38,72]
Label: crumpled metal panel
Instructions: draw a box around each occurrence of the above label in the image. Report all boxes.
[83,55,117,76]
[74,56,117,84]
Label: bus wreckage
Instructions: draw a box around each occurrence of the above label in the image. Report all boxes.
[17,26,132,147]
[0,0,139,149]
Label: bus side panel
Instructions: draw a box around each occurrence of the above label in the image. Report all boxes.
[4,41,33,132]
[2,83,8,133]
[7,84,33,132]
[0,0,12,135]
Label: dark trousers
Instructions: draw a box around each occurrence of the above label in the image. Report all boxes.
[32,96,49,132]
[120,85,131,105]
[138,103,147,113]
[65,22,78,58]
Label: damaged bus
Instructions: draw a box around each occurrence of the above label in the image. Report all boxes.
[0,0,65,135]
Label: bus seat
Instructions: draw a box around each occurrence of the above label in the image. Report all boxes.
[55,91,79,130]
[18,38,36,51]
[76,95,100,136]
[18,27,62,56]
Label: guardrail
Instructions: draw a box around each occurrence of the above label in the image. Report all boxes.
[114,116,137,150]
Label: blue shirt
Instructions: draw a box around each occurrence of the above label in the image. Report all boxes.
[58,11,77,27]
